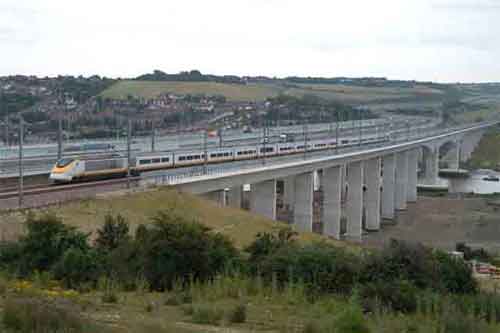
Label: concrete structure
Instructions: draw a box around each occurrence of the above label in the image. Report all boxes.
[381,154,396,220]
[282,176,295,209]
[293,172,314,232]
[364,158,381,231]
[227,186,242,208]
[159,121,497,242]
[249,180,276,220]
[201,190,226,207]
[407,149,419,202]
[395,152,408,210]
[322,166,343,238]
[346,161,364,240]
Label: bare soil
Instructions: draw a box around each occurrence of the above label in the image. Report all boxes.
[364,195,500,253]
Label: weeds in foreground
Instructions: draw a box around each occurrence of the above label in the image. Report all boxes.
[98,277,119,304]
[3,296,85,333]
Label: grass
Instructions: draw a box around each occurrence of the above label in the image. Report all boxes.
[101,80,448,106]
[101,80,282,102]
[468,128,500,170]
[0,188,351,249]
[286,83,445,104]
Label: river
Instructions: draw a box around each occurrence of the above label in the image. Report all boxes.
[428,170,500,194]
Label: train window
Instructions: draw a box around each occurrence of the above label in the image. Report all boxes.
[341,140,349,144]
[161,158,169,163]
[152,158,161,163]
[56,158,74,168]
[210,154,216,158]
[140,159,152,165]
[179,156,186,161]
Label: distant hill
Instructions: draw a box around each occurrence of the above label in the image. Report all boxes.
[136,70,245,85]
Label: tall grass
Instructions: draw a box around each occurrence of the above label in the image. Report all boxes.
[3,296,86,333]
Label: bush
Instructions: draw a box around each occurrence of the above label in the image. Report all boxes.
[245,227,297,265]
[95,214,130,253]
[360,240,436,290]
[52,248,102,289]
[227,303,247,323]
[440,308,493,333]
[3,297,85,333]
[359,280,418,313]
[0,241,23,271]
[15,213,91,276]
[191,304,223,325]
[112,209,239,291]
[164,291,192,306]
[255,242,361,296]
[98,277,119,304]
[360,240,477,297]
[434,251,477,294]
[333,296,371,333]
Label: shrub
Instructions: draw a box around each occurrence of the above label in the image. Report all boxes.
[3,297,85,333]
[98,277,119,304]
[0,241,23,271]
[95,214,130,253]
[191,304,223,325]
[434,251,477,294]
[164,291,192,306]
[52,247,102,288]
[359,280,418,313]
[440,308,493,333]
[245,227,297,270]
[122,209,239,290]
[360,240,436,291]
[333,296,371,333]
[16,213,91,275]
[256,242,361,296]
[227,303,247,323]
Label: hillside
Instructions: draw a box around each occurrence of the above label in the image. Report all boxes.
[101,80,283,102]
[0,188,349,249]
[101,80,449,106]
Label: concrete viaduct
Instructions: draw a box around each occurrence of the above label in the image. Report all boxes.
[153,122,497,241]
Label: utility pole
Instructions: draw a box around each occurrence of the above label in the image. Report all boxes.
[18,115,24,208]
[203,129,208,175]
[218,129,223,148]
[151,120,155,152]
[335,109,339,154]
[262,121,267,166]
[358,108,362,147]
[57,94,63,161]
[127,118,132,189]
[4,115,8,147]
[303,120,308,160]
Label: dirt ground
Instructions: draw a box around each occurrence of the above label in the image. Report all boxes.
[363,195,500,253]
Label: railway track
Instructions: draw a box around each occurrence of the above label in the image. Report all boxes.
[0,177,141,200]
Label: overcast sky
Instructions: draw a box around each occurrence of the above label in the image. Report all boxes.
[1,0,499,82]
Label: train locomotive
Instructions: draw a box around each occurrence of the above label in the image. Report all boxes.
[49,134,389,183]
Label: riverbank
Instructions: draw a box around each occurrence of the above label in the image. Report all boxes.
[364,194,500,253]
[467,127,500,170]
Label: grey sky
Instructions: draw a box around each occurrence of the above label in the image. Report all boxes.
[1,0,499,82]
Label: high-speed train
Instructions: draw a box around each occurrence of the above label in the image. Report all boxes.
[49,134,389,183]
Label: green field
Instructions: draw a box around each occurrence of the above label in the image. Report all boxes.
[101,80,447,105]
[101,81,283,102]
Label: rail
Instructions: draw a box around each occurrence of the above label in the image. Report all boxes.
[141,121,498,187]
